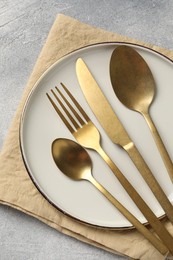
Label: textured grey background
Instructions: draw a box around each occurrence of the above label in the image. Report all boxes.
[1,0,173,259]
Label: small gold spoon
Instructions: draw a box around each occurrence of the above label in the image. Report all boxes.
[110,45,173,183]
[51,138,168,254]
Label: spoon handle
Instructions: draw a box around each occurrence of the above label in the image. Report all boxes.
[143,112,173,183]
[95,145,173,255]
[88,175,168,255]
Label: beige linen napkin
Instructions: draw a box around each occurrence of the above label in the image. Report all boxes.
[0,14,173,260]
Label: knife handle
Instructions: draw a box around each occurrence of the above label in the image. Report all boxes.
[96,145,173,255]
[124,142,173,224]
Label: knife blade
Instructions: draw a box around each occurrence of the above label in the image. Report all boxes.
[76,57,173,224]
[76,58,131,147]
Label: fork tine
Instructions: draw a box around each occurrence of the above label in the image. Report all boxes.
[46,92,74,133]
[55,86,85,126]
[51,89,80,130]
[60,83,90,122]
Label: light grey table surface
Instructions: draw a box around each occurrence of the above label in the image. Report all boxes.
[1,1,173,259]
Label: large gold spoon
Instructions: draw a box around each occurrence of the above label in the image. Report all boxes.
[110,45,173,183]
[52,138,168,255]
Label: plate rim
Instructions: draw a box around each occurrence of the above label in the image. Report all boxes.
[19,41,173,230]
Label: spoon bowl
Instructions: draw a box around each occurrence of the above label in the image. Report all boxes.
[110,45,155,114]
[52,138,91,181]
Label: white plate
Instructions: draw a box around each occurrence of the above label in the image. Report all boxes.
[20,42,173,229]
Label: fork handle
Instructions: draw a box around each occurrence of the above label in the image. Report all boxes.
[88,175,168,255]
[124,141,173,224]
[95,145,173,254]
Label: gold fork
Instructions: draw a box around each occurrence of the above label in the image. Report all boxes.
[46,83,173,254]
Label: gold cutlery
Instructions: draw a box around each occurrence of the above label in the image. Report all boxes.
[110,45,173,183]
[46,83,173,254]
[76,57,173,225]
[52,137,168,255]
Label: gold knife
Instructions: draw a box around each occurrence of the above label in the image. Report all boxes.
[76,57,173,224]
